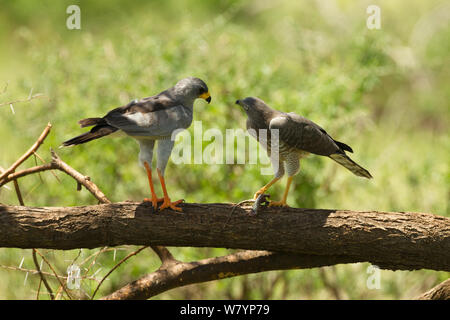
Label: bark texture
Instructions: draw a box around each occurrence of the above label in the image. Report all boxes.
[417,279,450,300]
[0,202,449,272]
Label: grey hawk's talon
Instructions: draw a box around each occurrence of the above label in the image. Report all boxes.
[159,198,183,212]
[143,197,164,210]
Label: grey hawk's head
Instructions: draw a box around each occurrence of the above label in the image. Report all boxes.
[173,77,211,104]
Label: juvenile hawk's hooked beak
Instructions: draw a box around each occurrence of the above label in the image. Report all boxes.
[235,99,248,111]
[200,92,211,104]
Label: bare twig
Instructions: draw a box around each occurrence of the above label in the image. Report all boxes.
[0,151,111,204]
[84,246,109,276]
[91,246,147,299]
[50,150,111,204]
[32,249,55,300]
[0,163,56,186]
[33,249,73,300]
[33,151,60,183]
[0,264,100,282]
[12,179,24,206]
[0,92,48,107]
[36,278,42,300]
[80,247,118,268]
[0,123,52,183]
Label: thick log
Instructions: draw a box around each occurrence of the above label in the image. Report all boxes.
[0,202,449,271]
[417,279,450,300]
[102,250,355,300]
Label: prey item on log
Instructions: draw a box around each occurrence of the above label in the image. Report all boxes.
[251,193,271,216]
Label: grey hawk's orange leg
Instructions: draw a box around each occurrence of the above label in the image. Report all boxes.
[157,168,183,212]
[143,162,164,209]
[269,176,293,207]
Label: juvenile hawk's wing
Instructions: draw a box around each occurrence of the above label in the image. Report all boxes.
[269,112,343,156]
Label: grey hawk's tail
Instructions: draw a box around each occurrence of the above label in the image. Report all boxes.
[61,118,118,147]
[329,153,372,179]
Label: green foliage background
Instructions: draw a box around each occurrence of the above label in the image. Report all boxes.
[0,0,448,299]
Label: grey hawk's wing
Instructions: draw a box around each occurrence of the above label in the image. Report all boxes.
[103,91,188,137]
[269,112,344,156]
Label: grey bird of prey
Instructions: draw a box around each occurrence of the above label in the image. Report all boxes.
[235,97,372,207]
[62,77,211,211]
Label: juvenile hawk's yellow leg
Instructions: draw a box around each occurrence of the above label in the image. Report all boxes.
[253,177,281,200]
[157,168,183,212]
[269,176,293,207]
[143,162,164,210]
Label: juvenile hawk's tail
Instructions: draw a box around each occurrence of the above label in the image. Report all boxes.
[329,153,372,179]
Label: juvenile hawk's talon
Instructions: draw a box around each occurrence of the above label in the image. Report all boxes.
[253,189,265,200]
[253,177,281,200]
[268,200,289,207]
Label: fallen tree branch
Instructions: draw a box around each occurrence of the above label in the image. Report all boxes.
[416,279,450,300]
[102,250,355,300]
[0,202,448,272]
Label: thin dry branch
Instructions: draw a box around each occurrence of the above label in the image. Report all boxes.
[0,264,101,282]
[33,248,73,300]
[0,92,48,107]
[49,150,111,204]
[0,150,111,204]
[32,249,55,300]
[0,163,56,186]
[91,246,147,299]
[0,123,52,183]
[12,179,24,205]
